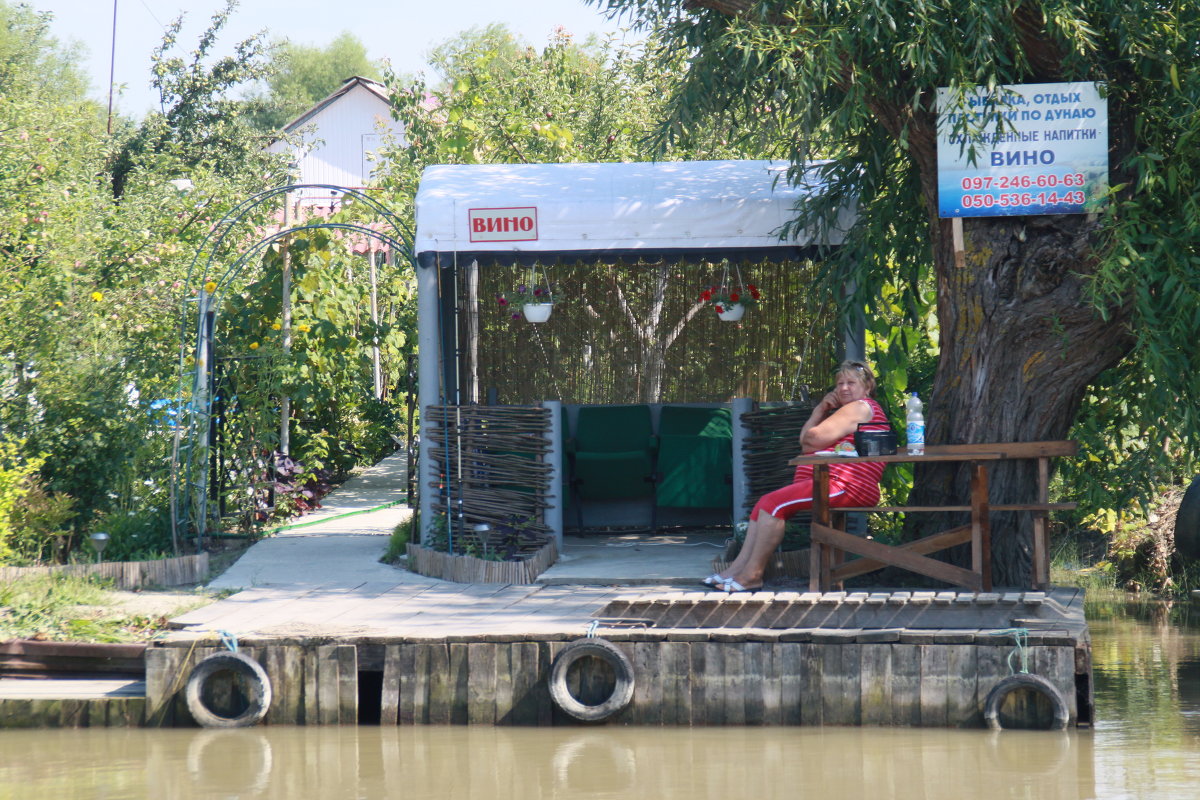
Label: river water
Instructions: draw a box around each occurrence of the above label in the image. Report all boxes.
[0,595,1196,800]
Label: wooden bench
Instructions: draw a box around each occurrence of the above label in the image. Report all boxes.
[790,441,1078,592]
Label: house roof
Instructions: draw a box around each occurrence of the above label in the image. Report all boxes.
[414,159,852,267]
[278,76,390,133]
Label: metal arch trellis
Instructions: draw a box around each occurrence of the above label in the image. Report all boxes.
[170,184,415,553]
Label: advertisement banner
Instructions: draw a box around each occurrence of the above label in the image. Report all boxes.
[937,82,1108,218]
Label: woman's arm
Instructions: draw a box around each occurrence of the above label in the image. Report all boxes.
[799,396,872,453]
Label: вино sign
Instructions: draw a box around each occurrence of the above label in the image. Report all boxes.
[468,207,538,242]
[936,82,1108,218]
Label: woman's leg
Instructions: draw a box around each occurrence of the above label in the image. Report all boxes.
[720,518,760,579]
[725,511,786,588]
[717,478,816,588]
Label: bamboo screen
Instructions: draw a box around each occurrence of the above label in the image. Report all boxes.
[456,258,840,405]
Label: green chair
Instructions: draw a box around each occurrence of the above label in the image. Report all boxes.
[568,405,658,527]
[655,406,733,509]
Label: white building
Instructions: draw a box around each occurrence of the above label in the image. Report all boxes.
[266,76,403,208]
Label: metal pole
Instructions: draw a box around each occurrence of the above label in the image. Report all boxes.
[279,192,292,457]
[106,0,118,134]
[369,251,383,400]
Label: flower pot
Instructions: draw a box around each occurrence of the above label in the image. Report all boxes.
[522,303,554,323]
[717,303,745,321]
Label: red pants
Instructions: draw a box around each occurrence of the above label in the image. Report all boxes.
[749,477,879,522]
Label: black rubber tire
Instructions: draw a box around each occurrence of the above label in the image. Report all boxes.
[983,672,1070,731]
[1174,475,1200,562]
[185,651,273,729]
[549,638,635,723]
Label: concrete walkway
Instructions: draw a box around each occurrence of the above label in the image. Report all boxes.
[175,451,731,636]
[206,452,429,591]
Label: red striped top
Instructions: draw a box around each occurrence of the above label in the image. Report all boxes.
[793,396,891,505]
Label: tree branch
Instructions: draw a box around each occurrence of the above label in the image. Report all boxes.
[683,0,754,14]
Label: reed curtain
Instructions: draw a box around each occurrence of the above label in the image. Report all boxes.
[456,258,840,406]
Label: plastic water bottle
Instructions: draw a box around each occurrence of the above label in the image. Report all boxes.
[906,392,925,456]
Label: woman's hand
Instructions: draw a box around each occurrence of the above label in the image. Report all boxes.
[817,391,841,416]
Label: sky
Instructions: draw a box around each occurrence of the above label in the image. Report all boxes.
[27,0,631,115]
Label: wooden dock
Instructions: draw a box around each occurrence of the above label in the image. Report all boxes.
[140,585,1090,729]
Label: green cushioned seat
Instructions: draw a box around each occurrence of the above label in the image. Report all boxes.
[571,405,657,501]
[656,406,733,509]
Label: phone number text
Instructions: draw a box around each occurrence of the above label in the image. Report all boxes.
[961,191,1086,209]
[960,173,1086,190]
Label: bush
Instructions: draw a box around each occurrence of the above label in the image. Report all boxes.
[8,477,74,565]
[0,437,45,564]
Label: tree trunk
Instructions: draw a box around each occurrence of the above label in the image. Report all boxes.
[910,212,1133,586]
[885,95,1136,587]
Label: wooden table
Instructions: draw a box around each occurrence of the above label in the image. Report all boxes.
[789,442,1077,592]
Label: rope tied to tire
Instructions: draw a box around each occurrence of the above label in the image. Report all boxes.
[218,629,239,654]
[983,628,1069,732]
[993,627,1031,674]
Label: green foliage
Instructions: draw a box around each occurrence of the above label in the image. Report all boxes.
[214,223,413,493]
[0,437,45,563]
[383,516,412,563]
[378,24,765,217]
[0,0,287,562]
[109,0,280,197]
[599,0,1200,548]
[7,477,74,566]
[246,31,382,131]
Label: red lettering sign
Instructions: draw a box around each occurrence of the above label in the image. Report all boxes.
[467,207,538,242]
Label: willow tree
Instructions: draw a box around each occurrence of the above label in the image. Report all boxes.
[597,0,1200,585]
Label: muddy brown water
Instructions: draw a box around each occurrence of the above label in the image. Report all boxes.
[0,595,1197,799]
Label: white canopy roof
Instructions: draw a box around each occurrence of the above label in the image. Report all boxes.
[414,159,850,265]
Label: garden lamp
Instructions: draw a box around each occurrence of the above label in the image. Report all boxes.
[89,532,110,564]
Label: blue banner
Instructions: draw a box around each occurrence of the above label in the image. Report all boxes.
[937,82,1108,218]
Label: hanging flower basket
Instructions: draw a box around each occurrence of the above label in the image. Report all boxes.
[716,303,745,322]
[498,263,558,323]
[700,261,760,322]
[522,302,554,323]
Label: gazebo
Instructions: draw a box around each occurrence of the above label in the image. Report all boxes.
[412,160,858,548]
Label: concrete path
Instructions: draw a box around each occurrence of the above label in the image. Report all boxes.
[205,452,431,591]
[175,451,731,637]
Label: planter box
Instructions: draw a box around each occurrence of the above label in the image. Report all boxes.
[0,553,210,590]
[712,545,809,580]
[406,541,558,584]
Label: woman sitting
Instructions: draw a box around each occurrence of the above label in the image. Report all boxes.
[706,360,891,592]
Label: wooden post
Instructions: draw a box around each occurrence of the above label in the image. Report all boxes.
[952,217,966,268]
[810,464,831,591]
[1032,457,1051,589]
[970,462,992,591]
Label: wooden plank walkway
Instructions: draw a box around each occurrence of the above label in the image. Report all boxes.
[167,582,1084,644]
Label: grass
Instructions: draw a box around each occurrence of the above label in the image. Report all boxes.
[382,516,412,564]
[0,574,158,643]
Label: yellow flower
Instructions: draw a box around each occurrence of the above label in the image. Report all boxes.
[249,342,259,350]
[271,322,282,331]
[90,291,103,302]
[297,324,311,333]
[203,281,217,293]
[54,301,63,307]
